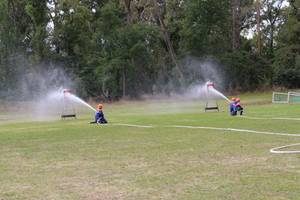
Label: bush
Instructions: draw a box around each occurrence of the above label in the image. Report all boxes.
[221,51,272,91]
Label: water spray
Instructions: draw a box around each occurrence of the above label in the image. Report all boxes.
[62,89,96,112]
[60,89,96,119]
[61,89,77,119]
[204,81,230,112]
[205,81,231,103]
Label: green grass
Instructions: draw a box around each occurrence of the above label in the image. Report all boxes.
[1,92,300,200]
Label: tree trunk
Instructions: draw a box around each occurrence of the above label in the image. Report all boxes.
[256,0,262,55]
[124,0,132,23]
[269,24,274,52]
[152,0,184,83]
[8,0,16,28]
[231,0,241,51]
[158,16,177,70]
[122,0,133,98]
[122,67,126,98]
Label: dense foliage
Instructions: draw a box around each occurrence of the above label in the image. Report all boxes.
[0,0,299,99]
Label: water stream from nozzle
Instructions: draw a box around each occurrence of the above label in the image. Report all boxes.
[47,89,96,112]
[66,93,96,112]
[205,81,230,103]
[209,87,231,103]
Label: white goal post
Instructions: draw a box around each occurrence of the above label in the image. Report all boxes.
[287,92,300,103]
[272,92,288,103]
[272,91,300,104]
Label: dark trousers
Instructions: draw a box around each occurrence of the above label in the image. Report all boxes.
[90,118,108,124]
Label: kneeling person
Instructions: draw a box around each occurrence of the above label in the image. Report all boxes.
[235,98,243,115]
[230,97,237,116]
[91,104,108,124]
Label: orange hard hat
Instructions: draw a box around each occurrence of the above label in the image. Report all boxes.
[97,104,103,110]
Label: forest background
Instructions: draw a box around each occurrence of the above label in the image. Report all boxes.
[0,0,299,100]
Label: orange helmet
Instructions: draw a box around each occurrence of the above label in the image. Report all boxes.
[231,97,236,101]
[236,98,240,102]
[97,104,103,110]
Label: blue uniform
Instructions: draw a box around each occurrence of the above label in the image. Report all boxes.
[229,102,237,116]
[95,110,107,124]
[235,103,243,115]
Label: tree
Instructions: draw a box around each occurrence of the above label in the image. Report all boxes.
[25,0,49,62]
[0,0,38,98]
[260,0,286,58]
[180,0,231,56]
[273,0,300,88]
[222,51,271,90]
[152,0,184,83]
[231,0,242,51]
[256,0,262,55]
[0,0,297,99]
[231,0,256,52]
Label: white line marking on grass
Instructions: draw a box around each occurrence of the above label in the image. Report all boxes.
[167,125,300,137]
[240,116,270,120]
[273,117,300,121]
[111,123,154,128]
[166,125,300,154]
[241,116,300,121]
[270,143,300,154]
[106,123,300,154]
[0,127,61,133]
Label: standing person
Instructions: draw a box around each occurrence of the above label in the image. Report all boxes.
[230,97,237,116]
[235,98,243,115]
[90,104,108,124]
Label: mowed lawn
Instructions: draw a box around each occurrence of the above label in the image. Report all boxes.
[1,93,300,200]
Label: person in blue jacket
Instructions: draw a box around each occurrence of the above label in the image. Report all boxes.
[235,98,243,115]
[90,104,108,124]
[230,97,237,116]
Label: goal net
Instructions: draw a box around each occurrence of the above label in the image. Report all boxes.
[288,92,300,103]
[272,92,288,103]
[272,92,300,104]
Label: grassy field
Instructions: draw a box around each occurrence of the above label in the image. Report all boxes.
[1,92,300,200]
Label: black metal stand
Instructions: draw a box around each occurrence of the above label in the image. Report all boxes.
[204,101,219,112]
[61,114,77,119]
[61,93,76,119]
